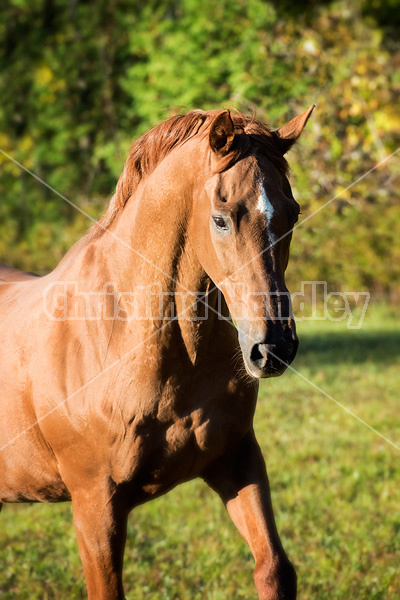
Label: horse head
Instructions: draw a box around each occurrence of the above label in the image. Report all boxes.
[193,107,314,378]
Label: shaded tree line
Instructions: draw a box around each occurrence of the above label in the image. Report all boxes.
[0,0,399,296]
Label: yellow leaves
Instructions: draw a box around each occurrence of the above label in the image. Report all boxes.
[355,63,367,76]
[35,64,53,86]
[0,159,20,176]
[375,109,400,134]
[0,133,11,151]
[34,65,66,104]
[0,141,21,175]
[34,65,55,104]
[347,129,361,148]
[349,103,363,118]
[368,98,379,111]
[20,135,33,153]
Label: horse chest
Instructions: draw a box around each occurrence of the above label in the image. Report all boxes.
[112,379,257,495]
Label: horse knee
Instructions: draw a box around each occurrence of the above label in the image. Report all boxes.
[254,555,297,600]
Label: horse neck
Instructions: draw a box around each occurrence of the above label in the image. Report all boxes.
[107,147,205,295]
[79,144,232,359]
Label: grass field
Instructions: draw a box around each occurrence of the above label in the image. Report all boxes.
[1,301,399,599]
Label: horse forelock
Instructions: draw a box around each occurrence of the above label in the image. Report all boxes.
[92,110,288,236]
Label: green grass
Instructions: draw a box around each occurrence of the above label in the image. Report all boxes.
[1,302,399,599]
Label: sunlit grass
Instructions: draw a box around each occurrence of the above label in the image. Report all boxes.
[1,301,399,599]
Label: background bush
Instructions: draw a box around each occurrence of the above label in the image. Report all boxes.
[0,0,399,295]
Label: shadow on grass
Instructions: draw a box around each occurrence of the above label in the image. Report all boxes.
[295,331,400,365]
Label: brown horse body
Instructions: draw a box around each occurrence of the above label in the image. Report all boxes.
[0,107,313,599]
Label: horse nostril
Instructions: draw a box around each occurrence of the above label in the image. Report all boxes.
[250,343,267,368]
[249,338,298,373]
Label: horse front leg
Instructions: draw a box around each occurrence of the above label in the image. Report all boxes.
[203,431,296,600]
[71,483,128,600]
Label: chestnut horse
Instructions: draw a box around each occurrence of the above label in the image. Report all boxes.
[0,106,313,599]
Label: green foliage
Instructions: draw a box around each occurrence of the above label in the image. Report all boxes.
[1,303,399,598]
[0,0,399,293]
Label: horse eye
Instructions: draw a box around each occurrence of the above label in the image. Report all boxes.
[213,216,228,231]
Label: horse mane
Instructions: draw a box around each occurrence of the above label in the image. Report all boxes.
[93,109,288,236]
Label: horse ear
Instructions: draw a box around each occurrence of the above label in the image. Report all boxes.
[273,105,315,155]
[209,110,235,155]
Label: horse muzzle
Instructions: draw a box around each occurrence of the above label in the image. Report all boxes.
[240,331,299,379]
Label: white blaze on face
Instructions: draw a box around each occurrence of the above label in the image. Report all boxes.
[257,184,276,243]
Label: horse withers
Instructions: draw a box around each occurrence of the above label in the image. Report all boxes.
[0,105,314,599]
